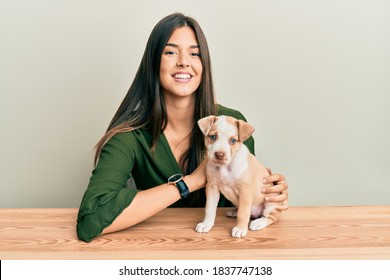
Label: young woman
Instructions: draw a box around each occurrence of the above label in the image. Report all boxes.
[77,13,288,242]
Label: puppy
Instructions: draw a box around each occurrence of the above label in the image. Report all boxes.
[195,115,281,238]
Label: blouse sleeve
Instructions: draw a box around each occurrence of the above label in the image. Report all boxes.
[76,132,138,242]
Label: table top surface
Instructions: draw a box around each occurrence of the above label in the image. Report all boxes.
[1,206,389,260]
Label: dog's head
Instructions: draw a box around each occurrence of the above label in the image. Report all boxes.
[198,115,255,166]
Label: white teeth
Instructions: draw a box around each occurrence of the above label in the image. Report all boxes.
[174,73,191,79]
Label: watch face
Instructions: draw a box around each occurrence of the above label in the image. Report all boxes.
[168,174,182,183]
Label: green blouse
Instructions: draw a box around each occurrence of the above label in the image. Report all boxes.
[77,105,255,242]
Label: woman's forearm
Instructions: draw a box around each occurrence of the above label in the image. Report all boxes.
[101,174,203,235]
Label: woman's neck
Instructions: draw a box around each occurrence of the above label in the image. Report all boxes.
[164,95,195,131]
[163,95,196,165]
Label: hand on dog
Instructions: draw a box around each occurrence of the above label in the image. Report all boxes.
[184,158,208,192]
[262,168,289,211]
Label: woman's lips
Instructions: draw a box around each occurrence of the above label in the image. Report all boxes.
[172,73,192,82]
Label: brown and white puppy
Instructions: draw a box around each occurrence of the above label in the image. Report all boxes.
[196,115,281,238]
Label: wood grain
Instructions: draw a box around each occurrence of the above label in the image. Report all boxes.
[0,206,389,259]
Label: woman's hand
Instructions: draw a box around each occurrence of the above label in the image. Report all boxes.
[184,158,208,192]
[262,168,289,211]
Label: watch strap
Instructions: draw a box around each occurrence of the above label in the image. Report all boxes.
[176,179,190,199]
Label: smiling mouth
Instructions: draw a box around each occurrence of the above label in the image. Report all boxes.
[173,73,192,79]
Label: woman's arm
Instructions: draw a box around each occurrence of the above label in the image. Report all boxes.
[77,131,206,242]
[102,159,207,235]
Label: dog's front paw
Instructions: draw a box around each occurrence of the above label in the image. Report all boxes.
[249,217,270,231]
[231,226,247,238]
[195,221,214,233]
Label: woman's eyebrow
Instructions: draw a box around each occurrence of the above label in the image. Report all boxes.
[166,43,199,49]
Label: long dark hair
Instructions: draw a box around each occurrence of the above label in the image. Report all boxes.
[94,13,216,204]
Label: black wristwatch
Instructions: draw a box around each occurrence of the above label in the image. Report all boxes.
[168,173,190,199]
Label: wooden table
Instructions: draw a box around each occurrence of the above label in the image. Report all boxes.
[0,206,389,260]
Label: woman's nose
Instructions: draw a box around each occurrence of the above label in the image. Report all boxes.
[176,53,190,67]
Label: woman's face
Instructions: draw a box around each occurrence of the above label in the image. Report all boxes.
[160,26,203,99]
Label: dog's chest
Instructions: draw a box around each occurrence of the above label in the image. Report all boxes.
[209,158,248,190]
[207,164,244,205]
[216,165,242,182]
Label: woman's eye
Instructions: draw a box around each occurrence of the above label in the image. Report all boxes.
[164,51,176,55]
[230,138,238,145]
[209,135,217,141]
[190,52,200,57]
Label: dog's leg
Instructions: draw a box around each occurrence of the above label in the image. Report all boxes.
[249,204,280,231]
[228,206,260,218]
[195,185,220,233]
[232,194,252,238]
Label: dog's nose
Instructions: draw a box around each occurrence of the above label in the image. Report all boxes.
[215,152,225,160]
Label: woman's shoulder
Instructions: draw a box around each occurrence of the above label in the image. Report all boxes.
[216,104,248,121]
[102,128,150,152]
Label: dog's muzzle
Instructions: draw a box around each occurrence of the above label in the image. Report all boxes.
[210,150,231,166]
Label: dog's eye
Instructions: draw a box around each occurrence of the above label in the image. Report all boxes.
[209,134,217,141]
[229,138,238,145]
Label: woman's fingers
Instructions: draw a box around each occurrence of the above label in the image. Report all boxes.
[263,173,285,185]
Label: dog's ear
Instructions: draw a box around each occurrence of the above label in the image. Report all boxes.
[236,119,255,142]
[198,115,218,135]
